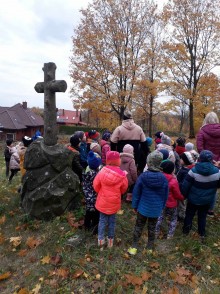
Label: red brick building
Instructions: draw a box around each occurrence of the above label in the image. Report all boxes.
[0,102,44,141]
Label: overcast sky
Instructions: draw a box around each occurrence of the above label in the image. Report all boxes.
[0,0,91,110]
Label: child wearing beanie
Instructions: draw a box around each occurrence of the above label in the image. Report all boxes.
[90,142,101,156]
[120,144,138,202]
[68,134,84,182]
[82,151,102,234]
[182,150,220,241]
[100,132,111,165]
[128,150,169,255]
[175,137,186,156]
[75,131,88,169]
[176,151,195,221]
[155,160,184,239]
[93,151,128,247]
[185,142,199,162]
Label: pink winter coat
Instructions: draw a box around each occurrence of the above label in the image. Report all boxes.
[94,166,128,214]
[120,152,137,186]
[163,173,184,208]
[196,123,220,161]
[100,139,111,165]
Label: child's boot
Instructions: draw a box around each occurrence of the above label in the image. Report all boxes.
[126,193,132,202]
[107,238,114,248]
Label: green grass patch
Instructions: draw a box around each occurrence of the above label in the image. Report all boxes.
[0,147,220,293]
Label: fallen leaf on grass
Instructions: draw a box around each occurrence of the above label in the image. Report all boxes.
[149,262,160,269]
[26,237,42,249]
[17,288,29,294]
[72,269,84,279]
[50,253,62,265]
[141,271,152,281]
[41,255,50,264]
[10,236,22,247]
[117,210,124,215]
[18,249,28,257]
[31,283,41,294]
[0,215,6,225]
[124,274,143,286]
[0,271,11,281]
[163,286,180,294]
[45,278,59,288]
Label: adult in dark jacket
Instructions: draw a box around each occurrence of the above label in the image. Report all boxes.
[110,110,146,164]
[182,150,220,240]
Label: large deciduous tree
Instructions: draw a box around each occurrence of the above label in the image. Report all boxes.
[70,0,157,122]
[162,0,220,137]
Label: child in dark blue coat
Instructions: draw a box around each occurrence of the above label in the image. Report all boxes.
[82,151,102,235]
[128,150,169,255]
[182,150,220,241]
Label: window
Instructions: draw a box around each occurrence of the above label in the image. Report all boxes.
[6,133,15,140]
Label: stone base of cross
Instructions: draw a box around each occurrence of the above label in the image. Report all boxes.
[34,62,67,146]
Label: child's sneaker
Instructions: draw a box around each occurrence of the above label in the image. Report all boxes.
[107,238,114,248]
[98,239,105,247]
[127,247,137,255]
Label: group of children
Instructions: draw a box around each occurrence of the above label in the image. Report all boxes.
[4,129,219,253]
[65,129,220,252]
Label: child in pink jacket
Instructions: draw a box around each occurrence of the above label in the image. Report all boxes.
[94,151,128,247]
[155,160,184,239]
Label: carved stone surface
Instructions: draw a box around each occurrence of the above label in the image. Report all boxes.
[21,140,80,220]
[21,63,79,220]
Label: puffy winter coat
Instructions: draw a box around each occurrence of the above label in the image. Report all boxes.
[163,173,184,208]
[196,123,220,161]
[100,139,110,165]
[181,162,220,205]
[9,147,20,170]
[110,119,146,163]
[94,166,128,214]
[82,168,99,211]
[175,145,186,156]
[17,144,27,176]
[132,170,169,218]
[120,152,137,186]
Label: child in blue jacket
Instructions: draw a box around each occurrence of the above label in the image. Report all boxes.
[128,150,169,255]
[182,150,220,241]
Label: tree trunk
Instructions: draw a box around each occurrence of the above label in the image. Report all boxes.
[189,100,195,138]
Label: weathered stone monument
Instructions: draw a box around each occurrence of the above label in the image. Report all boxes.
[21,62,80,220]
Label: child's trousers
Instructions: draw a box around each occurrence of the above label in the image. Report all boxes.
[155,207,178,238]
[132,212,157,249]
[182,201,209,237]
[98,212,116,241]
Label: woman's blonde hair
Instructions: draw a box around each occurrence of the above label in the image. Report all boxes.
[202,112,219,126]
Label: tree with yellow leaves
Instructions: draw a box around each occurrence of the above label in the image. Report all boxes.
[162,0,220,137]
[70,0,158,121]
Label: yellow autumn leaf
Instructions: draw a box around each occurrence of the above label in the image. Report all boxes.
[17,288,30,294]
[31,283,41,294]
[40,255,50,264]
[10,236,22,247]
[117,210,124,215]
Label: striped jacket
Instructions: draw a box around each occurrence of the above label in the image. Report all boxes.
[181,162,220,205]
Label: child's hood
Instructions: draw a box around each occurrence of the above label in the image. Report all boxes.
[194,162,219,176]
[100,166,127,185]
[163,172,174,183]
[141,171,167,189]
[120,152,134,163]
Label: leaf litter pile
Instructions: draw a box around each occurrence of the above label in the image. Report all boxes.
[0,159,220,293]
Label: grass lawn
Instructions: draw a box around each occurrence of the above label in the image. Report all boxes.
[0,145,220,293]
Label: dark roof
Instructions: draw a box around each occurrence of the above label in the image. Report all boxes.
[0,103,44,130]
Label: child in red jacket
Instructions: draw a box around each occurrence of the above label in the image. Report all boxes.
[93,151,128,248]
[155,160,184,239]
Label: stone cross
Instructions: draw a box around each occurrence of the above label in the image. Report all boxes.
[34,62,67,146]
